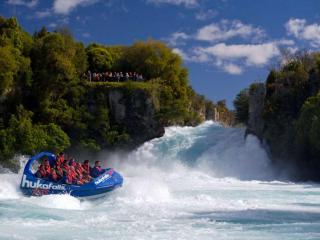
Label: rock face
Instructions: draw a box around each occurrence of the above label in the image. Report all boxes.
[243,64,320,180]
[107,88,164,148]
[246,83,266,140]
[197,106,206,123]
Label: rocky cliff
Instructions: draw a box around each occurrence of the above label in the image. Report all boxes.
[83,84,165,150]
[107,88,164,147]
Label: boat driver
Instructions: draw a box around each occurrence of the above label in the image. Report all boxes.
[90,161,105,178]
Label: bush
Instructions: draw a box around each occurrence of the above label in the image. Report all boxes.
[296,93,320,157]
[0,106,70,162]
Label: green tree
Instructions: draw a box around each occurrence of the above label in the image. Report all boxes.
[0,17,33,55]
[0,46,18,96]
[0,106,70,160]
[86,44,113,72]
[233,88,249,124]
[123,40,183,80]
[296,93,320,157]
[30,31,87,124]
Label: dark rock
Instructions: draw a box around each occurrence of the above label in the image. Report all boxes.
[107,88,165,148]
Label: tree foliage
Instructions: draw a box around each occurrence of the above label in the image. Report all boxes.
[233,88,249,124]
[0,46,18,96]
[86,43,125,72]
[0,106,70,160]
[296,93,320,157]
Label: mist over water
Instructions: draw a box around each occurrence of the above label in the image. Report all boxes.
[1,121,320,240]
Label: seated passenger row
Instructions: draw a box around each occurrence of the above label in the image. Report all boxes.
[35,152,105,185]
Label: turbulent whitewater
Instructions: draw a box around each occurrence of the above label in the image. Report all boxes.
[0,121,320,240]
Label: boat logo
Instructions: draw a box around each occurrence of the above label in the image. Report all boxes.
[94,173,111,185]
[21,175,66,191]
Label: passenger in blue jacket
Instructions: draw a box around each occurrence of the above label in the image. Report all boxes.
[90,161,105,178]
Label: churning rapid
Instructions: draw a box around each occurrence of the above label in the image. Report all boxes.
[0,122,320,240]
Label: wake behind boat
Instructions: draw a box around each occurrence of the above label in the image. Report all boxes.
[20,152,123,199]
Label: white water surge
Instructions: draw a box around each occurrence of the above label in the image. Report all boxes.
[0,121,320,240]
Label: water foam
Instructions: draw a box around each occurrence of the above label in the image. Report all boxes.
[118,121,274,181]
[0,173,21,200]
[23,194,88,210]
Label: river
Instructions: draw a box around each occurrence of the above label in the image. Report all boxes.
[0,122,319,239]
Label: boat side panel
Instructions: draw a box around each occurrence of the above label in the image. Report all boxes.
[20,171,123,197]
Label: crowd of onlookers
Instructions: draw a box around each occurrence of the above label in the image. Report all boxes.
[35,152,106,185]
[87,70,144,82]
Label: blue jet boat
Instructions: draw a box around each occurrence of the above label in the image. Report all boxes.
[20,152,123,199]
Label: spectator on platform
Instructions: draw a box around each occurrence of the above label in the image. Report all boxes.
[86,71,144,83]
[88,70,92,82]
